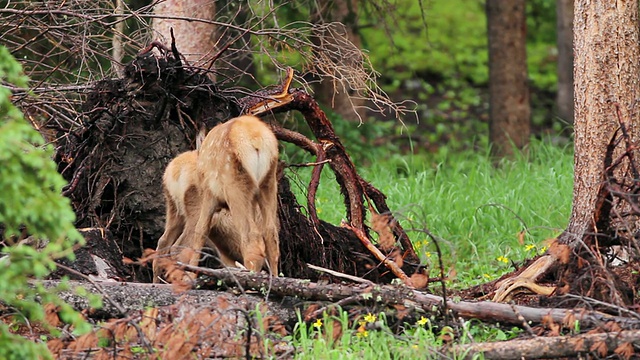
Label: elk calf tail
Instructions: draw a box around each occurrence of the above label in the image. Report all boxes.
[228,116,279,186]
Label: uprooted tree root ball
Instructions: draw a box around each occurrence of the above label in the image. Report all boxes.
[52,46,421,284]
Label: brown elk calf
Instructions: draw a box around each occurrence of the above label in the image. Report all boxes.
[152,115,280,282]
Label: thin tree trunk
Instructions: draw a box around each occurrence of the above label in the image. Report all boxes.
[561,1,640,246]
[556,0,574,125]
[486,0,530,158]
[152,0,217,69]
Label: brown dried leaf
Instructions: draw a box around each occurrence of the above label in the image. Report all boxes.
[328,319,343,344]
[140,307,159,342]
[69,332,99,354]
[390,249,403,268]
[577,256,587,268]
[604,321,622,333]
[303,304,320,322]
[409,272,429,290]
[549,241,571,264]
[43,303,61,328]
[163,331,190,359]
[438,326,454,344]
[517,230,525,245]
[547,322,560,336]
[556,283,570,295]
[590,340,608,357]
[393,304,410,320]
[562,311,576,329]
[46,338,64,357]
[447,267,457,281]
[541,314,560,336]
[154,322,175,347]
[370,207,395,252]
[614,342,634,360]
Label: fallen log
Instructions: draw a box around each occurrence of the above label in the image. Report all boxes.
[41,279,296,324]
[452,329,640,359]
[36,270,640,358]
[184,264,640,330]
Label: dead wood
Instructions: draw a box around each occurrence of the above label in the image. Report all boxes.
[42,280,295,359]
[185,264,640,330]
[41,279,296,322]
[452,329,640,359]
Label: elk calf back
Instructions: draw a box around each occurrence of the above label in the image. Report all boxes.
[183,115,279,276]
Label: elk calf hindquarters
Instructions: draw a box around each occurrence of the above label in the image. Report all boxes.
[153,115,279,282]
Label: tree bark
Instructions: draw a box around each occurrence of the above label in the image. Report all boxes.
[486,0,530,158]
[556,0,574,125]
[152,0,217,68]
[311,0,366,121]
[453,329,640,360]
[561,1,640,245]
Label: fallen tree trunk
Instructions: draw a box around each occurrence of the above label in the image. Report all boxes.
[46,265,640,331]
[187,265,640,329]
[452,329,640,359]
[41,279,296,323]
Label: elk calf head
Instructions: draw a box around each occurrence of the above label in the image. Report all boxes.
[152,115,279,283]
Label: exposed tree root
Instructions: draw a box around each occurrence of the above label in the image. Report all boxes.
[48,47,420,285]
[492,254,557,302]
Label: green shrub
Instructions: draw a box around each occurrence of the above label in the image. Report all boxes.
[0,45,92,359]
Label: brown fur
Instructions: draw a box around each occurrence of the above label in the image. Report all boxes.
[152,116,279,282]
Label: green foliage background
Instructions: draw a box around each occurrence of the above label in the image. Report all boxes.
[0,45,95,359]
[361,0,557,91]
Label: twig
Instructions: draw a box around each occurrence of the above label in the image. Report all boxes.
[342,222,413,288]
[306,263,374,284]
[53,262,127,316]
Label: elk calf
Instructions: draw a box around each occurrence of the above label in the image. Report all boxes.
[152,115,279,282]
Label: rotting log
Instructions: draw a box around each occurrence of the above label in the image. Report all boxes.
[183,265,640,330]
[452,329,640,359]
[37,268,640,331]
[41,279,296,323]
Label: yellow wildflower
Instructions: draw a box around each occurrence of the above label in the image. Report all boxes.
[525,244,535,251]
[497,256,509,264]
[364,313,377,323]
[313,319,322,329]
[416,316,429,326]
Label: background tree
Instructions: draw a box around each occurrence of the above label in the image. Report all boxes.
[152,0,217,68]
[556,0,574,124]
[495,0,640,305]
[486,0,530,158]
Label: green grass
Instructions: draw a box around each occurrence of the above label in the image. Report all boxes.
[285,138,573,287]
[281,138,574,357]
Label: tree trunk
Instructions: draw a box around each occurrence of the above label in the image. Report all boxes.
[311,0,365,122]
[556,0,574,125]
[561,1,640,246]
[152,0,217,68]
[486,0,530,158]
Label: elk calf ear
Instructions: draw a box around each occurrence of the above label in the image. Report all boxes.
[196,124,207,151]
